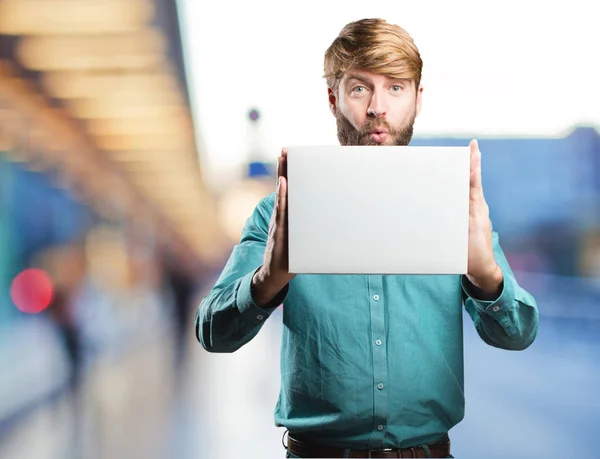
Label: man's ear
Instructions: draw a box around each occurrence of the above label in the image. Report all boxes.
[415,84,424,117]
[328,88,337,116]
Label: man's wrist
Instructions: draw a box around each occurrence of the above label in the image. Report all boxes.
[251,268,289,308]
[466,263,503,297]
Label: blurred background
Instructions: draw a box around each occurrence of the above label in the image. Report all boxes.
[0,1,598,458]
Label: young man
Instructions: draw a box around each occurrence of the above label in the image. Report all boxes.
[196,18,539,458]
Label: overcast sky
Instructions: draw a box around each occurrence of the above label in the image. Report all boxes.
[178,0,599,185]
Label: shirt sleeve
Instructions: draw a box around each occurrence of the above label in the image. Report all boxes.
[195,193,289,353]
[462,230,539,351]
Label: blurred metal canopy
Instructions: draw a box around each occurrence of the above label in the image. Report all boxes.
[0,0,228,265]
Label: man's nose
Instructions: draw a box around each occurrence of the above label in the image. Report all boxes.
[367,90,387,118]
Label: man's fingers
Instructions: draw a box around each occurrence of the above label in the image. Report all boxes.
[279,149,288,179]
[275,149,288,226]
[268,176,281,232]
[469,139,479,170]
[469,139,483,195]
[273,150,289,233]
[277,155,284,179]
[278,176,287,226]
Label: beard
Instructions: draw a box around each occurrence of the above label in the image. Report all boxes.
[336,109,416,146]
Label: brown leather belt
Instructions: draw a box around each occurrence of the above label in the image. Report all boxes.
[287,434,451,458]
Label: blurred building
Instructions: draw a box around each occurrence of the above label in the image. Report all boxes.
[0,0,227,454]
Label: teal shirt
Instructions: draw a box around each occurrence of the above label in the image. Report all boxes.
[196,192,539,450]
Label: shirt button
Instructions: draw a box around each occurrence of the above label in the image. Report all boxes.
[375,339,382,346]
[377,425,384,431]
[377,383,384,390]
[256,315,264,320]
[492,306,500,312]
[373,295,380,301]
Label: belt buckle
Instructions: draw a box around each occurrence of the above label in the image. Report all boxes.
[367,447,394,458]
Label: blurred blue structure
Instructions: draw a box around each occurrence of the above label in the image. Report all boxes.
[0,155,96,320]
[412,126,600,277]
[412,127,600,236]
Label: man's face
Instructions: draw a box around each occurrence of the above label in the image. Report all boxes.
[329,68,423,146]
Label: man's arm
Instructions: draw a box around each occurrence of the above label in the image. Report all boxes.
[197,151,294,353]
[195,194,288,353]
[462,230,539,351]
[461,139,539,350]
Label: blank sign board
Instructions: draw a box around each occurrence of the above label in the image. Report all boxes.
[286,145,470,275]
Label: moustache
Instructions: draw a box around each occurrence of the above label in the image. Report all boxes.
[358,118,394,136]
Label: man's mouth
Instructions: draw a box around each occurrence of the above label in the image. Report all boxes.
[369,128,388,143]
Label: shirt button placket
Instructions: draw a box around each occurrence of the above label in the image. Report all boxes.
[368,276,388,449]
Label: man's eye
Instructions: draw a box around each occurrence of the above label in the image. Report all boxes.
[391,85,403,92]
[352,86,365,93]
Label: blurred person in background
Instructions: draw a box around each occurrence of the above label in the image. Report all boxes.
[196,18,539,458]
[162,251,199,375]
[37,242,89,457]
[40,242,88,394]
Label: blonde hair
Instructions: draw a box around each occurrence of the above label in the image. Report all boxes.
[324,18,423,92]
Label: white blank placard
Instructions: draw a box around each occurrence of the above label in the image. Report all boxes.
[286,145,470,274]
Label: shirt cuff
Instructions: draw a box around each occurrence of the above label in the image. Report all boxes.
[461,270,516,317]
[236,267,288,323]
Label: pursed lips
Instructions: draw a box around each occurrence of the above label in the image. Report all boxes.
[369,128,388,143]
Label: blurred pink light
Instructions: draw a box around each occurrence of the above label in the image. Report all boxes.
[10,268,54,314]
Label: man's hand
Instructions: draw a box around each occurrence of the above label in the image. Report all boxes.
[252,149,296,307]
[466,139,503,295]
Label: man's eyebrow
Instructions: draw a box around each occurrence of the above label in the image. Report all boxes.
[345,74,372,85]
[345,74,412,85]
[390,78,412,85]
